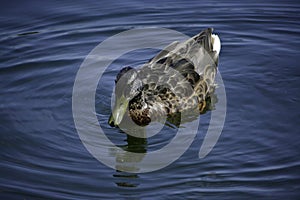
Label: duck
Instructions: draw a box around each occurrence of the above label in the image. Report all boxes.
[109,28,221,127]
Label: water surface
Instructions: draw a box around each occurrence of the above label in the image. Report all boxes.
[1,0,300,199]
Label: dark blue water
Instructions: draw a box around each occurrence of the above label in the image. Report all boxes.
[1,0,300,199]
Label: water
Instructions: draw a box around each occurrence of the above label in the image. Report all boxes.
[1,0,300,199]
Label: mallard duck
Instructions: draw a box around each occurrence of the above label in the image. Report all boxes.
[109,28,221,127]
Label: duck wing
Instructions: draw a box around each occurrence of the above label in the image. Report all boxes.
[148,28,220,75]
[147,28,220,89]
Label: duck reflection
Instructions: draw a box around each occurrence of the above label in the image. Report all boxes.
[113,126,147,188]
[113,118,148,173]
[113,172,140,188]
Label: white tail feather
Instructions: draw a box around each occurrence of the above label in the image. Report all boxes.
[212,34,221,55]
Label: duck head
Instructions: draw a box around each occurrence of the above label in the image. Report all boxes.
[108,67,142,127]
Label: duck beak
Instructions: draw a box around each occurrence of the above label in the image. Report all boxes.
[108,95,129,127]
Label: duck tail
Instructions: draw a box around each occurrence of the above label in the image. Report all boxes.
[212,33,221,56]
[194,28,221,56]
